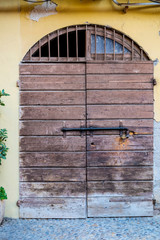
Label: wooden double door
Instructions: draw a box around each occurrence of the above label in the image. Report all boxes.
[19,62,153,218]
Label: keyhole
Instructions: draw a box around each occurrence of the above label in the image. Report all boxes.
[91,142,95,146]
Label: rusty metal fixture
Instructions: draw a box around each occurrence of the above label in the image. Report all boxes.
[112,0,160,7]
[16,200,22,207]
[152,78,157,85]
[150,0,160,3]
[153,198,156,205]
[62,126,131,139]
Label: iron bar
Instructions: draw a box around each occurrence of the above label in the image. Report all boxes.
[61,126,130,138]
[62,126,129,132]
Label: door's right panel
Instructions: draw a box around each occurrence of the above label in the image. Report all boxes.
[86,62,154,217]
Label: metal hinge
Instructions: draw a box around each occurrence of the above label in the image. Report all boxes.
[16,80,20,87]
[16,200,22,207]
[152,78,157,86]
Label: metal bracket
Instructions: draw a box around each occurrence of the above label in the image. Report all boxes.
[16,80,20,88]
[153,78,157,86]
[112,0,160,7]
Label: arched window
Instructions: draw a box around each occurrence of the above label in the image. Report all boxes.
[23,24,150,62]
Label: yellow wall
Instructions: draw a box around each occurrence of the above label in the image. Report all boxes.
[0,0,160,218]
[0,0,20,218]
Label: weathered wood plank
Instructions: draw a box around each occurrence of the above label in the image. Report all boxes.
[20,182,86,197]
[87,90,153,104]
[20,120,86,136]
[19,63,85,75]
[20,168,86,182]
[87,135,153,151]
[86,63,153,74]
[87,181,153,197]
[88,81,152,90]
[20,106,85,120]
[87,119,153,135]
[20,75,85,90]
[88,197,153,217]
[87,151,153,166]
[19,152,86,167]
[20,136,86,152]
[87,167,153,181]
[20,197,86,218]
[87,105,153,119]
[87,74,153,90]
[20,119,153,136]
[20,91,85,105]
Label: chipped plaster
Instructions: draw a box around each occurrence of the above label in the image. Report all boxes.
[29,2,57,22]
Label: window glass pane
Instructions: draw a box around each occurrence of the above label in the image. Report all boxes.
[96,35,104,53]
[106,38,114,53]
[91,35,104,53]
[124,47,130,54]
[91,34,131,54]
[115,41,123,53]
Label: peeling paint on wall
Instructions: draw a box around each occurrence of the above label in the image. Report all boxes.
[154,120,160,203]
[30,2,57,22]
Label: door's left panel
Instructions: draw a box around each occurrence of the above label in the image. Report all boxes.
[19,63,86,218]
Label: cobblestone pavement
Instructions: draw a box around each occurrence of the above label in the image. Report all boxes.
[0,217,160,240]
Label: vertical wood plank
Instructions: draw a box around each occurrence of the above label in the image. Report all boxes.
[95,25,97,60]
[85,25,88,60]
[104,27,106,61]
[57,30,60,60]
[29,48,32,61]
[122,35,125,61]
[141,49,143,61]
[48,34,50,61]
[39,40,41,61]
[67,27,69,60]
[113,29,115,60]
[76,25,78,61]
[132,40,134,61]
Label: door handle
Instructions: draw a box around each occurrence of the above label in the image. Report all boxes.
[61,126,131,138]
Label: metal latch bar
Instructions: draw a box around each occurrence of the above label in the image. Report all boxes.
[61,126,128,132]
[61,126,130,139]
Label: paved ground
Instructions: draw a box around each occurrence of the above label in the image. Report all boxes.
[0,217,160,240]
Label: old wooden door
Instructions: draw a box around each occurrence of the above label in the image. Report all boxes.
[19,63,87,218]
[19,25,153,218]
[86,62,153,217]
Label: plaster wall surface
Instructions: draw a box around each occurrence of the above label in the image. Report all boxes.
[154,121,160,204]
[0,0,160,217]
